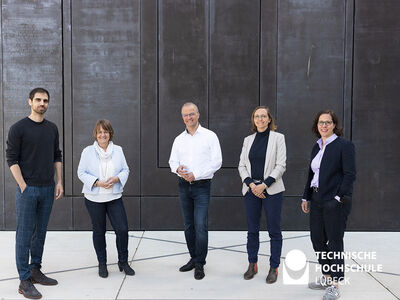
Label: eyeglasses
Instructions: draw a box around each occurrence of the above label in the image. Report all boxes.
[318,121,333,126]
[254,115,268,120]
[182,112,197,118]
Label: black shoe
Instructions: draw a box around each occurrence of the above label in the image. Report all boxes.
[179,259,195,272]
[98,264,108,278]
[118,261,135,276]
[194,263,205,280]
[243,263,258,280]
[266,267,278,284]
[30,267,58,286]
[18,280,42,299]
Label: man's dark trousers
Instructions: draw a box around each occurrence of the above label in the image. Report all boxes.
[15,185,54,280]
[178,178,211,265]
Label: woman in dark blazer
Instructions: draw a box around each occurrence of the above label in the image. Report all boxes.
[238,106,286,284]
[301,110,356,300]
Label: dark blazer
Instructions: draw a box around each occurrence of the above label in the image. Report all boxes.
[302,137,356,202]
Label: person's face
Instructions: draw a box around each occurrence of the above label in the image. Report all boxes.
[29,92,49,115]
[253,108,270,132]
[96,126,110,146]
[317,113,335,139]
[181,105,199,129]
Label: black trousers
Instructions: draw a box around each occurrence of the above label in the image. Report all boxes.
[309,192,350,281]
[85,197,129,264]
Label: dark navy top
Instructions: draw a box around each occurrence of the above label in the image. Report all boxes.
[244,128,275,188]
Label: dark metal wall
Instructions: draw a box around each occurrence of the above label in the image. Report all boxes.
[1,0,399,231]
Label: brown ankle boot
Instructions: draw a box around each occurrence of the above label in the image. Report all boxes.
[243,263,258,280]
[266,267,278,284]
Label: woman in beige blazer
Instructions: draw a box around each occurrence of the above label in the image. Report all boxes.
[238,106,286,284]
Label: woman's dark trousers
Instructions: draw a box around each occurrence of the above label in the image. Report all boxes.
[85,197,129,264]
[310,192,350,281]
[244,190,283,268]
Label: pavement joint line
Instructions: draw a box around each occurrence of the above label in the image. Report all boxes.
[1,252,399,283]
[3,232,399,286]
[351,258,400,299]
[374,271,400,277]
[207,234,311,251]
[118,232,311,250]
[115,231,145,300]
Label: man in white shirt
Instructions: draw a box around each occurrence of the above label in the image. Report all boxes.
[169,102,222,280]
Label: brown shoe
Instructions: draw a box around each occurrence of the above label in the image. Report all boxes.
[266,267,278,284]
[243,263,258,280]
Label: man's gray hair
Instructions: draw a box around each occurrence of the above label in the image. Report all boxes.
[182,102,199,113]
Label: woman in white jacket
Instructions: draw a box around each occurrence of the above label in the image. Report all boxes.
[238,106,286,284]
[77,119,134,278]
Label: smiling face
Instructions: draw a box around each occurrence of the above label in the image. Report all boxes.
[181,104,199,130]
[317,113,335,139]
[29,92,49,115]
[96,126,110,148]
[253,108,270,132]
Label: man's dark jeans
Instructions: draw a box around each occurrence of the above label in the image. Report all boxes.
[178,178,211,265]
[16,185,55,280]
[85,197,129,264]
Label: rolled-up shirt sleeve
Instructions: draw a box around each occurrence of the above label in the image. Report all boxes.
[168,137,180,175]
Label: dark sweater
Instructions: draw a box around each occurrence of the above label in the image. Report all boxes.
[244,129,275,188]
[6,117,62,186]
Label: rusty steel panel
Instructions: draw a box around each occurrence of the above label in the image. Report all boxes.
[71,0,141,199]
[2,0,63,229]
[277,0,346,197]
[158,0,209,167]
[351,0,400,230]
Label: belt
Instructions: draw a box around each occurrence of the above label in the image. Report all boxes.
[312,186,319,192]
[180,178,211,185]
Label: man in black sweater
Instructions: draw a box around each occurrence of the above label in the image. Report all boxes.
[6,87,63,300]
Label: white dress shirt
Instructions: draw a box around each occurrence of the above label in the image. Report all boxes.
[169,124,222,180]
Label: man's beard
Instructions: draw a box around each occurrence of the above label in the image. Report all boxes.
[34,107,47,114]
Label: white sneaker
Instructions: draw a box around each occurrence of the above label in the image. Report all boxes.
[308,276,331,290]
[323,286,340,300]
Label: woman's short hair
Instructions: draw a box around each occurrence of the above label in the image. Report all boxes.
[251,106,277,132]
[93,119,114,141]
[311,109,343,138]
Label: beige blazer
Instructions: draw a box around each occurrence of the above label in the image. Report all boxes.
[238,131,286,196]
